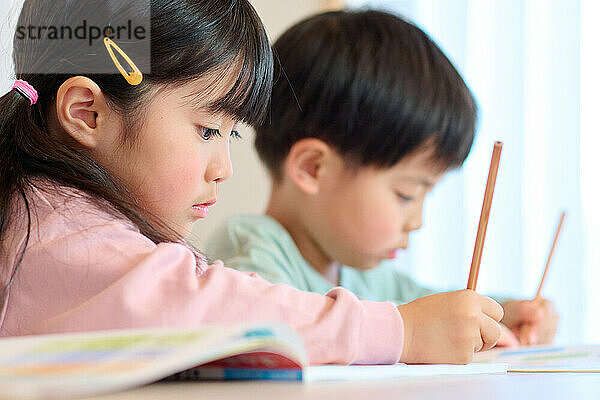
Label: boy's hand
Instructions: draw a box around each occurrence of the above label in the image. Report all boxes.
[501,299,559,345]
[397,290,503,364]
[496,323,519,347]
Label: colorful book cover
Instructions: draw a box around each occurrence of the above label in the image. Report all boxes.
[0,323,306,399]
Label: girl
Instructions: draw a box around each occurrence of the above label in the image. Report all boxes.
[0,0,502,365]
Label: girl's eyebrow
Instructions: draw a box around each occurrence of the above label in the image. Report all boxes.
[180,85,223,111]
[182,95,210,111]
[181,96,221,118]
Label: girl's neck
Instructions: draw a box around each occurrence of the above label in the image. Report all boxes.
[266,192,340,285]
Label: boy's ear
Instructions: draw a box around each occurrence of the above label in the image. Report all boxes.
[285,138,332,195]
[55,76,114,149]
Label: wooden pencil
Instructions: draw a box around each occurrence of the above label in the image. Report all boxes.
[519,211,566,344]
[534,211,567,299]
[467,141,503,291]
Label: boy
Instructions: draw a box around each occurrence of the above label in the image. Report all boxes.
[207,10,558,345]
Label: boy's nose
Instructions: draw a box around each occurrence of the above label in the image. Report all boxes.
[404,202,424,232]
[406,216,422,232]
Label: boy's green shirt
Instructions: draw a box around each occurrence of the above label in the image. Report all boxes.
[205,214,437,305]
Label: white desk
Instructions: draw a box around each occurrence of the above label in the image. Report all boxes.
[85,373,600,400]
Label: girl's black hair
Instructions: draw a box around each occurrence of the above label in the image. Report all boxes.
[0,0,272,304]
[255,10,477,180]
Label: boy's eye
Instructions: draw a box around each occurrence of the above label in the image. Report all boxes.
[198,126,221,141]
[396,192,415,202]
[230,130,242,140]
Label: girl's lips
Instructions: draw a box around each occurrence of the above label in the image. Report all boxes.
[192,199,216,218]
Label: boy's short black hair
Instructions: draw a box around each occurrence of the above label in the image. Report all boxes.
[254,10,477,180]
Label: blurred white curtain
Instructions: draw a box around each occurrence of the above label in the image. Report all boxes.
[580,0,600,344]
[348,0,594,343]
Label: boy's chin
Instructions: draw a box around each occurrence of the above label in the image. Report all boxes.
[347,259,381,270]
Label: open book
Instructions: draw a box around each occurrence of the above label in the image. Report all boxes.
[0,323,507,399]
[474,344,600,372]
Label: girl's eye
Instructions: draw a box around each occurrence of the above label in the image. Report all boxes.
[198,126,221,141]
[230,130,242,140]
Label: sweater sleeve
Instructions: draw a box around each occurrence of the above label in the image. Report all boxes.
[11,219,403,365]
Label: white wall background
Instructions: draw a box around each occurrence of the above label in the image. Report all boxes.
[0,1,23,92]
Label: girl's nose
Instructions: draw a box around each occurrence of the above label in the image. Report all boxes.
[205,143,233,183]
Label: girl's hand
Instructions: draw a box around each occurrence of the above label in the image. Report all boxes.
[501,299,559,345]
[397,290,503,364]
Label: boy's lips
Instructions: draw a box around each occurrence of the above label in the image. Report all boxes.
[385,249,398,259]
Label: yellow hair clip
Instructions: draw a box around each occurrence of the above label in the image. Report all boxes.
[103,37,143,86]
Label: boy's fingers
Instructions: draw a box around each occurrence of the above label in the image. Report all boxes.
[520,301,544,322]
[481,296,504,322]
[496,323,519,347]
[519,324,539,345]
[479,316,502,352]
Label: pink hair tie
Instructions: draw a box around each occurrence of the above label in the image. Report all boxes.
[11,79,38,106]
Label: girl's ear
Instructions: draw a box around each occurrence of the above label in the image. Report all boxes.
[55,76,115,149]
[285,138,334,195]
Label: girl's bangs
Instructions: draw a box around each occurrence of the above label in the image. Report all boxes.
[206,1,273,127]
[208,47,273,126]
